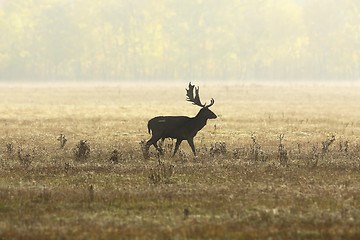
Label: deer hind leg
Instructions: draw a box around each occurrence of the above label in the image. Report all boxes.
[187,138,196,156]
[146,135,163,155]
[172,139,183,157]
[153,141,164,155]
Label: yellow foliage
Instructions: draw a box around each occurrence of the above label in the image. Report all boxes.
[0,0,360,80]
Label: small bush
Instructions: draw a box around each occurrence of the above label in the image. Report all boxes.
[278,134,289,166]
[109,149,120,164]
[140,140,149,159]
[74,140,90,161]
[321,135,336,154]
[17,146,33,169]
[6,143,13,154]
[210,141,227,157]
[249,135,267,162]
[57,134,67,149]
[149,160,175,184]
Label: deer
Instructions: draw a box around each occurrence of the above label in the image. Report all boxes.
[145,82,217,158]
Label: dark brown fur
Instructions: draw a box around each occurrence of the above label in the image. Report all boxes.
[145,83,216,157]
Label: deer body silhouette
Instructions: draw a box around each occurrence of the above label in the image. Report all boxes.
[145,83,217,157]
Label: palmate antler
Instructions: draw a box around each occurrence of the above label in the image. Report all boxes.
[186,82,214,108]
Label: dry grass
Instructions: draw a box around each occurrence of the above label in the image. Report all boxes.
[1,82,360,239]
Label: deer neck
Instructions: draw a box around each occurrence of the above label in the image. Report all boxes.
[192,111,208,130]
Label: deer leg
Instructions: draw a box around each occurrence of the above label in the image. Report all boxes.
[146,135,161,153]
[172,139,183,157]
[153,142,164,155]
[187,138,196,156]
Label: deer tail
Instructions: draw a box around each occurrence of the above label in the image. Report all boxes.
[147,122,151,134]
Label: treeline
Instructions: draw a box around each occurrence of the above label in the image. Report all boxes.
[0,0,359,81]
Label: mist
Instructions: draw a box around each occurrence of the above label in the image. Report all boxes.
[0,0,359,82]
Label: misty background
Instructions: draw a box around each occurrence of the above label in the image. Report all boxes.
[0,0,359,82]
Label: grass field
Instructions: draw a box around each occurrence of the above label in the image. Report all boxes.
[1,82,360,239]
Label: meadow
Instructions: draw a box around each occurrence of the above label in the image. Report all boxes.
[0,82,360,239]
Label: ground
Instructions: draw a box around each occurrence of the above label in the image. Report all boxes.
[0,82,360,239]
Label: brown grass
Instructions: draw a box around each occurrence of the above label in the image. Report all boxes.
[1,82,360,239]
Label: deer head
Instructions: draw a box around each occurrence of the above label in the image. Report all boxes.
[186,82,217,119]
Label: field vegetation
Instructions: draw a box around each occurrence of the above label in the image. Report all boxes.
[1,82,360,239]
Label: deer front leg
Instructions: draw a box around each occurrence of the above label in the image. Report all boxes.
[172,139,183,157]
[187,138,196,156]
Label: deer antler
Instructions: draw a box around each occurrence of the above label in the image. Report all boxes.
[186,82,214,108]
[206,98,214,108]
[186,82,203,107]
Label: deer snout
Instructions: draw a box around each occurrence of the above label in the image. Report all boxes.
[210,112,217,119]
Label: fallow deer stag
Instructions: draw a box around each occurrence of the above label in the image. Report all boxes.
[145,82,217,158]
